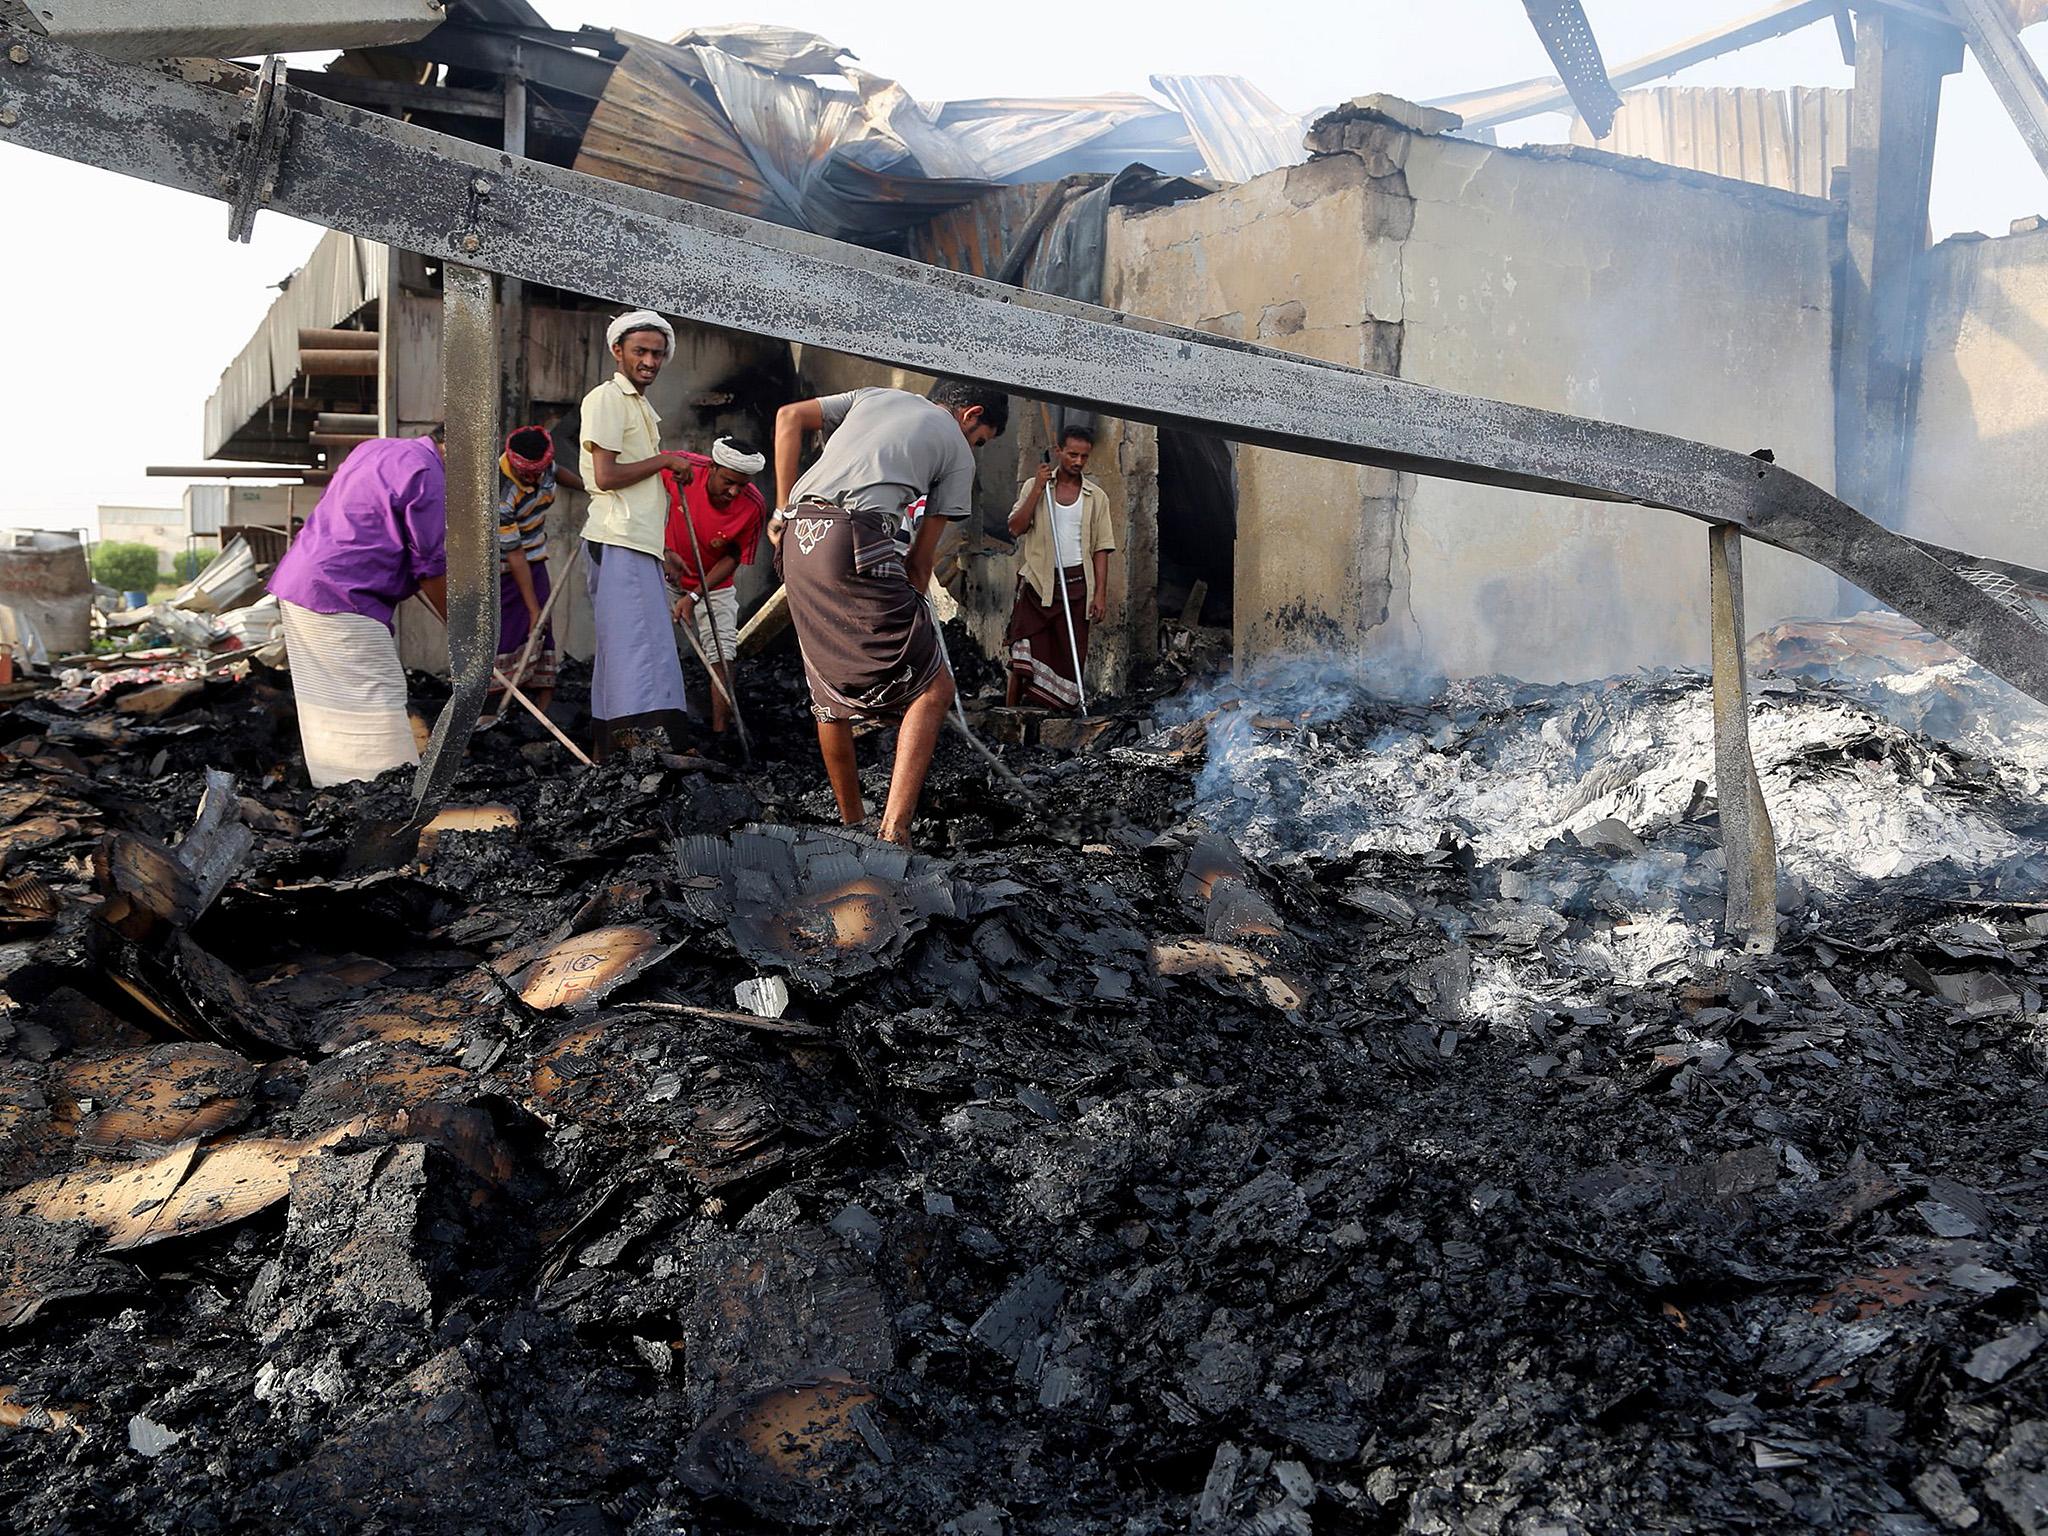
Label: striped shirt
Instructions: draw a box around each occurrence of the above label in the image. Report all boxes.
[497,461,555,569]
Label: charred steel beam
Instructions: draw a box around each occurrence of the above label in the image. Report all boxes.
[23,0,443,62]
[1518,0,1625,138]
[7,27,2048,707]
[1435,0,1839,131]
[1943,0,2048,179]
[410,261,499,817]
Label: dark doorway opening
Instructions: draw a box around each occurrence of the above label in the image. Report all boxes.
[1157,429,1236,630]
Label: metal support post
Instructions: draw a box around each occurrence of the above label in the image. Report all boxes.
[499,52,529,431]
[1835,9,1962,529]
[410,261,501,817]
[1709,526,1779,954]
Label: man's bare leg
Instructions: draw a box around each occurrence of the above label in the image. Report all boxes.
[879,670,955,846]
[817,719,865,825]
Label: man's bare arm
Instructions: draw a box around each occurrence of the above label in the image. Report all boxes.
[774,399,826,509]
[907,515,949,596]
[507,546,540,620]
[589,445,689,493]
[1008,462,1054,537]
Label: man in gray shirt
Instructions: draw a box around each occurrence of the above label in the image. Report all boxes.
[771,378,1008,846]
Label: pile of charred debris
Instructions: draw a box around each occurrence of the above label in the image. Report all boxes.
[8,614,2048,1535]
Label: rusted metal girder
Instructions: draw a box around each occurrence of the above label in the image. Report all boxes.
[6,28,2048,710]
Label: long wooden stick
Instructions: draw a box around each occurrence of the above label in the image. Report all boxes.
[506,539,580,689]
[673,598,754,760]
[491,664,594,766]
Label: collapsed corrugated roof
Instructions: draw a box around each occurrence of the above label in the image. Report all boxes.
[571,24,1308,244]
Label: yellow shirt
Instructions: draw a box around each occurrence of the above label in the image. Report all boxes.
[578,373,667,557]
[1012,475,1117,608]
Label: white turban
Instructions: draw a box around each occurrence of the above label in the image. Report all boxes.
[711,436,766,475]
[606,309,674,350]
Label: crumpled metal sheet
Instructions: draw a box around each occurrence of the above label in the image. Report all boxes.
[578,30,1283,243]
[1148,73,1311,185]
[579,32,989,243]
[936,93,1188,181]
[668,23,845,77]
[673,825,1006,992]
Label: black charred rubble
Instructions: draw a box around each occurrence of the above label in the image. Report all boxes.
[4,642,2048,1535]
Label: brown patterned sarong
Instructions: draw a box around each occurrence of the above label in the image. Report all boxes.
[777,499,943,723]
[1006,566,1088,710]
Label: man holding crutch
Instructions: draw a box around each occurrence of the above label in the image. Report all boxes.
[1005,423,1116,710]
[662,436,767,748]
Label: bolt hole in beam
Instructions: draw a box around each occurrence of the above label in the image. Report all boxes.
[5,29,2048,708]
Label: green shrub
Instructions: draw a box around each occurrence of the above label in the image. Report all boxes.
[172,548,218,582]
[92,541,162,594]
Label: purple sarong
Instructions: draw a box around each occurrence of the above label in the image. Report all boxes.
[498,560,551,653]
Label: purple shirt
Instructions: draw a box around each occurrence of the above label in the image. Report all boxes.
[269,437,447,626]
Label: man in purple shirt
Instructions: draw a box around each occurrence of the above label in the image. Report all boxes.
[269,435,448,788]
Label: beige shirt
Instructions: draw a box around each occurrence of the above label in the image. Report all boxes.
[578,373,667,557]
[1012,475,1116,608]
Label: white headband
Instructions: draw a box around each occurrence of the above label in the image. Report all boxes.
[711,437,765,475]
[606,309,674,350]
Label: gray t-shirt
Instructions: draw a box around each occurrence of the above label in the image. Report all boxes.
[789,389,976,548]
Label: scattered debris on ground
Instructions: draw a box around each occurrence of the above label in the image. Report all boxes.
[6,615,2048,1534]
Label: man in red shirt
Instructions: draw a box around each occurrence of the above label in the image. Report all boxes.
[661,435,767,741]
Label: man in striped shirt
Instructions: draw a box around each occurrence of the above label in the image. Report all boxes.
[491,426,563,718]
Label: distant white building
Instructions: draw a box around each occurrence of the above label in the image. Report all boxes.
[95,504,190,574]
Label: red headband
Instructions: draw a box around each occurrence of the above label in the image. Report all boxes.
[505,428,553,480]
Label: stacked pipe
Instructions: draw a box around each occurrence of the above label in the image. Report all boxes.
[297,326,377,378]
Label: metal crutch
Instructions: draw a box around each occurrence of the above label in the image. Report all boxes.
[1042,479,1090,717]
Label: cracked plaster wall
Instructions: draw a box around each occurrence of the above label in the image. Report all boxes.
[1396,133,1841,680]
[1907,227,2048,570]
[1106,118,1845,683]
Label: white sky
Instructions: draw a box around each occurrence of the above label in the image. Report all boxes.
[3,1,2044,537]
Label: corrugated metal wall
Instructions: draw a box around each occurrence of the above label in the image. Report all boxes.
[1570,87,1849,200]
[202,230,387,460]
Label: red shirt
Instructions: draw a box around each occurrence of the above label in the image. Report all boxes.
[662,453,766,591]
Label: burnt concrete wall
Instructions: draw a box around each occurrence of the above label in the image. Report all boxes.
[1107,115,1846,682]
[1908,227,2048,567]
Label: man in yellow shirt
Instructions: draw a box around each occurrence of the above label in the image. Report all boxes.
[578,309,695,758]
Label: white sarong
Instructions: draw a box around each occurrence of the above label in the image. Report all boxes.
[279,600,420,788]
